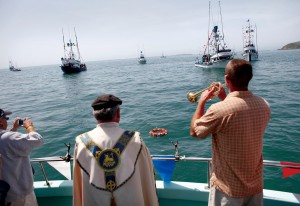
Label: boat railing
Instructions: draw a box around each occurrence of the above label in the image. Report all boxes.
[31,142,300,188]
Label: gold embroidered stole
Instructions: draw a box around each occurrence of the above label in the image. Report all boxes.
[78,130,135,205]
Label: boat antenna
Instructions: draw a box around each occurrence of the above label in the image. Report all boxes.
[62,28,66,58]
[218,1,226,47]
[74,27,82,61]
[143,45,146,56]
[137,45,140,58]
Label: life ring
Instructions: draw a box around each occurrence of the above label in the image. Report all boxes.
[149,128,168,137]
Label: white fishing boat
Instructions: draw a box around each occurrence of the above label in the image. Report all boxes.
[9,61,21,72]
[60,28,87,74]
[138,51,147,64]
[195,1,234,69]
[32,143,300,206]
[242,19,259,62]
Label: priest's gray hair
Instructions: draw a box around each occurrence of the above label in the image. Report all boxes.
[93,105,119,121]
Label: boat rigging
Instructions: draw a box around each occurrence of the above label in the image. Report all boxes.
[242,19,259,62]
[195,1,234,69]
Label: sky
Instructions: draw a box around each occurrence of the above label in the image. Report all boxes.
[0,0,299,69]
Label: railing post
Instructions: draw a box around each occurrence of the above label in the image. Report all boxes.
[206,160,212,189]
[39,162,50,186]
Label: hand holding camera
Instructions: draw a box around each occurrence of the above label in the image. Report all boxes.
[11,117,35,133]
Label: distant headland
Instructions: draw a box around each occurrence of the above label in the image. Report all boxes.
[279,41,300,50]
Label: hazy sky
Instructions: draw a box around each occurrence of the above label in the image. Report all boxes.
[0,0,299,69]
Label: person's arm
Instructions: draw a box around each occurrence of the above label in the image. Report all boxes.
[5,117,43,156]
[190,83,227,137]
[190,89,216,137]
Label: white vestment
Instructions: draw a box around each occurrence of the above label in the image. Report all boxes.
[73,122,158,206]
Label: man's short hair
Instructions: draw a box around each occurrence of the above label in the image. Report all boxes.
[93,105,119,121]
[225,59,253,88]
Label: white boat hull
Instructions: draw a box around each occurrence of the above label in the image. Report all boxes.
[195,59,230,69]
[242,52,259,62]
[34,180,300,206]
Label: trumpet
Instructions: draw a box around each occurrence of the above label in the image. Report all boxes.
[187,82,225,103]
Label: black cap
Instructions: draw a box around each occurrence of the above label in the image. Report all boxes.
[91,94,122,110]
[0,109,12,118]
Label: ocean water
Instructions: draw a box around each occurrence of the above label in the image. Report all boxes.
[1,49,300,194]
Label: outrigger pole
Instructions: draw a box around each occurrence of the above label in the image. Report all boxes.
[74,27,82,61]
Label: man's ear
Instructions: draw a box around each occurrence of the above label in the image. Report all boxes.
[117,107,120,118]
[225,75,229,85]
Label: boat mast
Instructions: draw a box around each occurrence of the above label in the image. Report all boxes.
[242,27,244,48]
[62,28,66,58]
[207,1,211,55]
[248,20,251,46]
[218,1,225,49]
[74,27,82,61]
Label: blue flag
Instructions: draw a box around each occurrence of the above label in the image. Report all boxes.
[152,155,176,182]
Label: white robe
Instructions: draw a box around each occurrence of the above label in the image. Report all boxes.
[73,122,158,206]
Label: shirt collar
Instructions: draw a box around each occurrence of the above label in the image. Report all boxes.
[226,91,253,98]
[97,122,119,128]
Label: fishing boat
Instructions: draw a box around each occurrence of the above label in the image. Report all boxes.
[138,51,147,64]
[9,61,21,72]
[161,52,166,58]
[60,28,87,74]
[32,143,300,206]
[195,1,234,69]
[242,19,259,62]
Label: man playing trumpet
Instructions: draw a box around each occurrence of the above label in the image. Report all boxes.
[190,59,271,206]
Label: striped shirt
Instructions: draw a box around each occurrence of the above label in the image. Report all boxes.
[194,91,271,198]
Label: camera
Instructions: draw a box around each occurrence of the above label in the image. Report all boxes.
[18,119,23,126]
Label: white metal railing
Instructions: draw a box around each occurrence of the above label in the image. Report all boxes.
[31,142,300,188]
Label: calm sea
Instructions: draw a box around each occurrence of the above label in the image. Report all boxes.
[1,49,300,194]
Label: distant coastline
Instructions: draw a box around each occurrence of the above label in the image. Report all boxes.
[279,41,300,50]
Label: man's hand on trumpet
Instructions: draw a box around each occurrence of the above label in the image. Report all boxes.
[215,82,226,101]
[199,82,226,102]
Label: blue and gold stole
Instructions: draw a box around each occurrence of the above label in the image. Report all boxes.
[78,130,135,192]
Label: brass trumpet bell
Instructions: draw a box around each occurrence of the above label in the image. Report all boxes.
[186,91,199,103]
[187,82,224,103]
